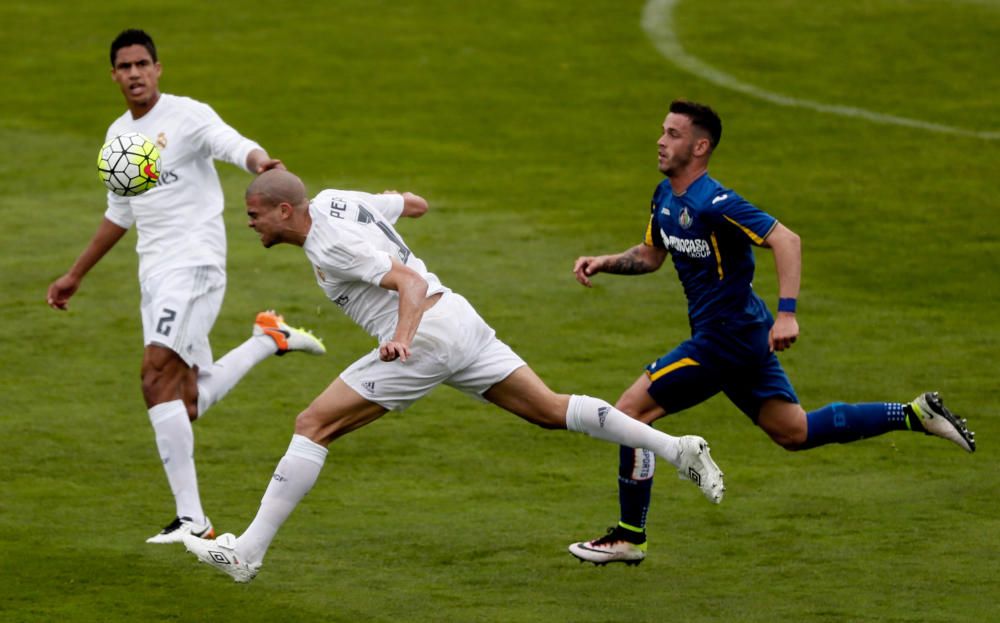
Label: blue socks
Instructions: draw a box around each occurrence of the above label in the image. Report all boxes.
[615,402,919,534]
[802,402,912,449]
[617,446,653,539]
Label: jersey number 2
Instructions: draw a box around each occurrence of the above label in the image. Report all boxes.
[156,308,177,336]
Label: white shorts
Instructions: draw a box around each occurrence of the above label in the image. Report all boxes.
[340,291,525,411]
[140,265,226,369]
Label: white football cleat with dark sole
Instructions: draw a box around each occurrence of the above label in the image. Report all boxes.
[676,435,725,504]
[911,392,975,452]
[183,533,260,583]
[568,527,647,566]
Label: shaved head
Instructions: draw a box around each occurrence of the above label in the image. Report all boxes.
[246,169,308,209]
[245,169,313,248]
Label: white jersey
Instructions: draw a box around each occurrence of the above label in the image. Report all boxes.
[103,93,262,280]
[304,189,449,342]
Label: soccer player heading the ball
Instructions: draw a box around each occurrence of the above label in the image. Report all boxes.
[567,100,976,566]
[182,169,725,583]
[46,29,326,545]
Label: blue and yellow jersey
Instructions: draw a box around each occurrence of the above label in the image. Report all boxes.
[645,172,777,330]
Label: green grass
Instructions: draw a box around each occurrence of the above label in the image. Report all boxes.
[1,1,998,621]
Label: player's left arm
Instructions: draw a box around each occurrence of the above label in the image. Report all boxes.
[761,222,801,352]
[377,257,430,362]
[378,191,428,221]
[246,148,285,174]
[399,192,428,218]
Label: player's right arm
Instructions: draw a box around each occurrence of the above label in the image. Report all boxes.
[376,257,430,362]
[47,218,128,310]
[573,244,667,288]
[575,188,669,287]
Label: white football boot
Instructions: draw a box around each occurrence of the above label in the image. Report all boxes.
[676,435,725,504]
[569,527,647,566]
[146,516,214,544]
[183,533,260,583]
[911,392,975,452]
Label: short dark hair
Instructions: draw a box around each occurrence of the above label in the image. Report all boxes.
[110,29,157,67]
[670,99,722,150]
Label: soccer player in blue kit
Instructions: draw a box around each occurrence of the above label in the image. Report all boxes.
[567,100,976,566]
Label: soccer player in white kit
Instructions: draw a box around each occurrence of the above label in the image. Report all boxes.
[46,30,326,544]
[182,169,726,583]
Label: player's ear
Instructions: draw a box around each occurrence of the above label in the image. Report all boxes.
[694,136,711,158]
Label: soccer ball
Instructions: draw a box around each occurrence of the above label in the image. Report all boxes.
[97,132,161,196]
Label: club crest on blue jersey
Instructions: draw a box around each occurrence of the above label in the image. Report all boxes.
[678,206,694,230]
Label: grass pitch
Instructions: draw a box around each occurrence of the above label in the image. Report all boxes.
[1,1,997,621]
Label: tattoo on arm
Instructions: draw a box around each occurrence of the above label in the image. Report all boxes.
[603,247,657,275]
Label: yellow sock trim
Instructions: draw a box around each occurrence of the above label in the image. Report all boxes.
[617,521,645,534]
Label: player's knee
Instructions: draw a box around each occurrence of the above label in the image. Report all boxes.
[140,349,187,405]
[294,407,339,444]
[614,397,660,425]
[758,401,808,450]
[764,423,808,451]
[613,396,638,416]
[294,408,322,438]
[614,389,662,424]
[140,367,176,405]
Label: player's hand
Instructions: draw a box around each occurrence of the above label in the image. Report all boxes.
[46,274,80,311]
[769,313,799,352]
[379,340,411,362]
[573,256,603,287]
[255,158,286,174]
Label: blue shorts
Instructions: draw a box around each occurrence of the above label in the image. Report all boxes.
[645,323,798,421]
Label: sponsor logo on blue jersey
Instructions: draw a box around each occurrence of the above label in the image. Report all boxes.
[660,232,712,258]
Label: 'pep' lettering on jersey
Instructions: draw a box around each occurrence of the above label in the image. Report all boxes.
[328,198,348,219]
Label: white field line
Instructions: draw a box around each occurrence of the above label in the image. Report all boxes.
[642,0,1000,140]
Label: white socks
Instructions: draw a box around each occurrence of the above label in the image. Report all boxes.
[148,400,205,523]
[237,434,328,564]
[196,335,276,417]
[565,395,681,466]
[224,400,678,564]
